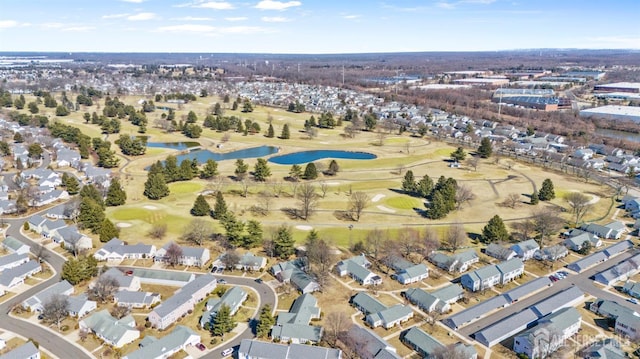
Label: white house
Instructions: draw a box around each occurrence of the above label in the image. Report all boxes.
[154,242,210,267]
[122,325,201,359]
[511,239,540,261]
[513,308,581,359]
[80,310,140,348]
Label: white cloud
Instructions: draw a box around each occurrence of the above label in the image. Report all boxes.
[225,17,248,21]
[157,24,270,35]
[102,13,130,19]
[218,26,269,34]
[255,0,301,10]
[41,22,65,28]
[62,26,96,32]
[0,20,19,29]
[127,12,157,21]
[158,24,216,32]
[436,2,456,9]
[261,16,290,22]
[171,16,213,21]
[120,0,146,3]
[342,14,361,20]
[194,1,234,9]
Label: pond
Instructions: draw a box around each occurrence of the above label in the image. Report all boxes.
[595,128,640,142]
[269,150,377,165]
[175,145,279,164]
[146,141,201,150]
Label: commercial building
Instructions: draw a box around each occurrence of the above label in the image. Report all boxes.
[580,105,640,123]
[594,82,640,93]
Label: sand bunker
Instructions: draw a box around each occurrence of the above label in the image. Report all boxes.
[376,205,396,213]
[295,225,313,231]
[116,222,132,228]
[143,205,158,210]
[371,194,386,203]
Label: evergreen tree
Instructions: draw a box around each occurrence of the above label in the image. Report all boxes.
[477,137,493,158]
[256,305,275,338]
[211,304,236,336]
[326,160,339,176]
[186,110,198,123]
[99,218,120,243]
[280,124,290,139]
[539,179,556,201]
[80,184,104,208]
[289,164,303,181]
[243,220,263,248]
[530,190,539,205]
[402,170,417,193]
[191,195,211,216]
[78,197,105,233]
[482,215,510,242]
[274,225,295,259]
[221,212,245,247]
[234,159,249,181]
[144,173,169,200]
[303,162,318,180]
[450,147,467,162]
[212,191,228,220]
[253,158,271,181]
[61,257,98,285]
[428,191,449,219]
[179,159,195,180]
[105,178,126,206]
[266,124,275,138]
[163,155,180,182]
[416,175,434,198]
[61,173,80,195]
[200,159,219,179]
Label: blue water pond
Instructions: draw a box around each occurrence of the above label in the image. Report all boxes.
[175,145,279,164]
[269,150,376,165]
[146,141,200,150]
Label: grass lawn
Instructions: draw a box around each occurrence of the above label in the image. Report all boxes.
[384,196,423,210]
[276,292,298,312]
[77,335,103,352]
[387,335,415,358]
[140,284,180,300]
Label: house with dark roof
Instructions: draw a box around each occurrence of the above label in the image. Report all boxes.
[271,259,320,293]
[428,249,479,273]
[403,288,449,314]
[534,245,568,261]
[351,292,387,315]
[623,281,640,299]
[154,242,210,267]
[122,325,200,359]
[485,243,516,261]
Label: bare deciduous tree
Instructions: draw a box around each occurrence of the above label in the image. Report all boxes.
[148,223,167,239]
[397,227,421,257]
[297,183,318,220]
[240,178,253,198]
[182,218,212,246]
[320,181,328,198]
[421,228,440,260]
[532,207,565,247]
[511,219,536,241]
[455,184,475,209]
[324,312,350,346]
[502,193,522,209]
[565,192,592,225]
[348,191,369,221]
[365,229,386,260]
[444,222,467,253]
[466,156,479,171]
[222,249,241,269]
[32,243,49,264]
[88,275,119,303]
[268,180,285,198]
[165,242,183,267]
[257,190,273,213]
[110,305,131,319]
[42,294,69,330]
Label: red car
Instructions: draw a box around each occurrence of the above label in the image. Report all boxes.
[195,343,206,351]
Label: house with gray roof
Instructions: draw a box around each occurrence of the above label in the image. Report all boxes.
[131,268,195,286]
[351,292,386,315]
[0,260,41,289]
[1,237,30,255]
[122,325,201,359]
[200,286,247,327]
[96,268,140,291]
[496,258,524,283]
[344,325,401,359]
[114,291,160,309]
[79,310,140,348]
[154,242,210,267]
[67,294,97,317]
[148,274,217,330]
[581,339,626,359]
[593,253,640,285]
[0,253,29,272]
[0,200,17,215]
[271,293,323,343]
[510,239,540,261]
[534,245,568,261]
[366,304,413,329]
[0,341,40,359]
[23,280,74,312]
[51,225,92,252]
[431,284,465,304]
[485,243,516,261]
[504,276,552,303]
[566,251,608,272]
[32,190,69,207]
[93,238,156,261]
[336,255,382,286]
[581,222,626,240]
[475,309,539,347]
[428,249,479,273]
[623,281,640,299]
[396,263,428,284]
[590,299,636,320]
[461,264,501,292]
[513,307,581,358]
[238,339,342,359]
[271,259,320,293]
[235,252,267,271]
[403,288,449,314]
[55,147,81,168]
[26,215,47,233]
[603,239,633,257]
[400,327,477,359]
[443,295,510,330]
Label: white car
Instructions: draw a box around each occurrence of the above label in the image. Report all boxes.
[221,348,234,357]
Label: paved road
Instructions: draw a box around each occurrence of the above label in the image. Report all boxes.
[1,205,92,359]
[457,249,640,338]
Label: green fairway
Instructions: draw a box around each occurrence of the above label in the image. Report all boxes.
[384,196,423,210]
[168,182,204,194]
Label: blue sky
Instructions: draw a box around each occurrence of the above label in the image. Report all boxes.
[0,0,639,53]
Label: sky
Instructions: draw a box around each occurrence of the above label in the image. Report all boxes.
[0,0,639,54]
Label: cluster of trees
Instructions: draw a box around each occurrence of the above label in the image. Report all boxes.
[78,184,121,243]
[161,92,197,103]
[92,138,119,168]
[5,110,49,128]
[256,305,275,338]
[482,215,510,242]
[61,173,80,195]
[116,134,147,156]
[402,171,465,219]
[84,111,121,134]
[209,303,236,336]
[61,255,98,285]
[48,122,91,159]
[288,162,318,181]
[287,101,305,113]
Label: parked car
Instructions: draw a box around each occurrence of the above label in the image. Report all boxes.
[255,278,263,283]
[218,279,227,284]
[196,343,206,351]
[549,275,558,282]
[628,298,638,305]
[221,348,234,357]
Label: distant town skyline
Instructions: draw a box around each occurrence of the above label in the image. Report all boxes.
[1,0,639,54]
